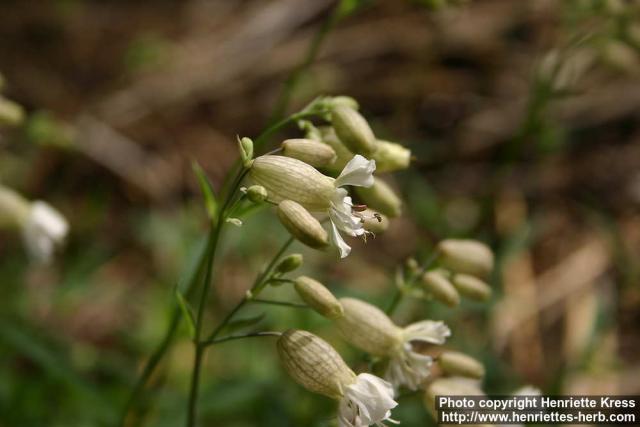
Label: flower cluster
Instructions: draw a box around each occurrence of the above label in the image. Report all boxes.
[294,277,451,392]
[244,97,410,258]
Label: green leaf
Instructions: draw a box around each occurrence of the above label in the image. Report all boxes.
[221,313,265,334]
[175,288,196,339]
[192,162,218,221]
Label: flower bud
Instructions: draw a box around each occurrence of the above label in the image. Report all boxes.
[361,209,389,234]
[452,274,492,301]
[277,200,329,249]
[294,276,344,320]
[0,185,29,227]
[238,137,254,167]
[437,239,494,279]
[331,106,376,155]
[275,253,303,274]
[318,126,354,172]
[405,257,420,276]
[250,155,335,212]
[420,271,460,307]
[355,178,402,218]
[328,96,359,111]
[439,351,485,379]
[245,185,268,203]
[336,298,402,357]
[277,329,356,399]
[0,96,25,127]
[282,138,337,168]
[371,140,411,172]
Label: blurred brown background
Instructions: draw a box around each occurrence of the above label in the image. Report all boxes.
[1,1,639,426]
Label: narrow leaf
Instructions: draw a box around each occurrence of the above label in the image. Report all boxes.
[175,288,196,339]
[192,161,218,221]
[221,313,265,334]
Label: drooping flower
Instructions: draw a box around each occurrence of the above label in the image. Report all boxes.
[335,298,450,391]
[0,185,68,263]
[250,154,376,258]
[22,201,69,263]
[277,329,398,427]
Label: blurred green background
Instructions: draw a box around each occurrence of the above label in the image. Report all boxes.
[1,0,639,426]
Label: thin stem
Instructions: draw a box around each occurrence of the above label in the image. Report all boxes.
[268,0,356,124]
[266,277,296,286]
[119,237,211,426]
[250,298,308,309]
[202,331,281,347]
[184,235,295,426]
[252,112,313,152]
[385,251,440,316]
[385,292,403,316]
[118,309,181,426]
[186,168,249,427]
[204,236,295,343]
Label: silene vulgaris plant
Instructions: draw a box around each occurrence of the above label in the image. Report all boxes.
[119,95,513,427]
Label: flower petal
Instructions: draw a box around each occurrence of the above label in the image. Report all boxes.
[335,155,376,188]
[386,344,434,391]
[403,320,451,345]
[329,220,352,258]
[340,373,398,427]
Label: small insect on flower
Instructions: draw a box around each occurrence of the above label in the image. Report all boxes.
[355,178,402,218]
[335,298,451,391]
[250,154,377,258]
[277,329,398,427]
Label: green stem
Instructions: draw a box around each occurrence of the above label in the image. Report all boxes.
[202,331,281,347]
[265,277,296,286]
[385,292,403,316]
[250,298,308,309]
[186,168,248,427]
[204,236,295,343]
[267,0,358,124]
[185,236,294,426]
[119,237,211,426]
[385,252,440,316]
[252,112,314,152]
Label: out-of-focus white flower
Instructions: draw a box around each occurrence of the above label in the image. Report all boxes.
[336,298,450,391]
[22,201,68,263]
[250,154,376,258]
[277,329,398,427]
[0,185,68,263]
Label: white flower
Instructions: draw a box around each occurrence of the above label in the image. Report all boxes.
[336,298,450,392]
[338,373,398,427]
[22,201,69,263]
[385,320,451,391]
[250,154,376,258]
[278,329,398,427]
[328,155,376,258]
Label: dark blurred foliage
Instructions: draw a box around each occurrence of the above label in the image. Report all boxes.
[1,0,639,426]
